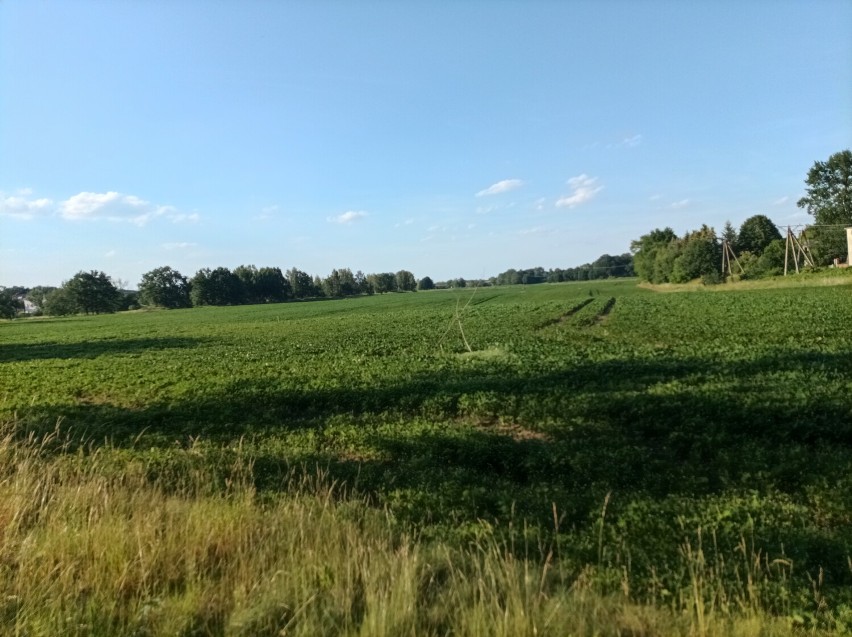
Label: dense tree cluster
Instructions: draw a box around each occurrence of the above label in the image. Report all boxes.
[38,271,132,316]
[142,265,422,309]
[631,226,721,284]
[630,150,851,284]
[631,217,789,284]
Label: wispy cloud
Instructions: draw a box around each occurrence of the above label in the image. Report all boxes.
[476,179,524,197]
[59,191,193,226]
[329,210,368,224]
[618,134,642,148]
[104,250,116,258]
[0,190,53,219]
[670,199,690,209]
[519,226,545,235]
[772,196,790,206]
[649,194,662,201]
[556,174,602,209]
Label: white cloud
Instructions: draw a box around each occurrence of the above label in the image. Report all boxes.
[59,191,190,226]
[0,191,53,219]
[169,212,200,223]
[475,179,524,197]
[649,194,662,201]
[104,250,116,258]
[556,174,602,208]
[670,199,690,209]
[772,196,790,206]
[619,134,642,148]
[329,210,368,224]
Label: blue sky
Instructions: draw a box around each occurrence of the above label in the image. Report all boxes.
[2,1,850,288]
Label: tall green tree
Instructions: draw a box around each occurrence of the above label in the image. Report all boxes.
[287,267,313,299]
[42,287,78,316]
[354,270,371,295]
[736,215,781,255]
[0,289,22,319]
[233,265,260,304]
[255,267,290,302]
[670,226,721,284]
[797,150,852,263]
[417,276,435,291]
[138,266,191,308]
[630,228,677,283]
[190,267,243,306]
[64,270,121,314]
[395,270,417,292]
[797,150,852,225]
[368,273,397,294]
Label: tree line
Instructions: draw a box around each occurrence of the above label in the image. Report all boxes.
[2,251,639,319]
[630,150,851,284]
[11,266,425,315]
[491,253,634,286]
[4,252,634,318]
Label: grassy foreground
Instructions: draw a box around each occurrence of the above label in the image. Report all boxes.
[0,426,816,636]
[1,279,851,634]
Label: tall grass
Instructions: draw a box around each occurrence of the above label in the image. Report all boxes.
[0,424,823,636]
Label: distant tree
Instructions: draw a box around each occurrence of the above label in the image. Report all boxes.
[42,287,78,316]
[797,150,852,264]
[450,277,467,288]
[115,290,140,311]
[368,272,397,294]
[797,150,852,226]
[755,239,786,277]
[25,286,56,312]
[337,268,358,296]
[670,226,721,283]
[138,266,191,309]
[417,276,435,291]
[233,265,260,304]
[322,269,344,297]
[630,228,677,283]
[255,267,290,302]
[656,244,681,283]
[736,215,782,255]
[395,269,417,292]
[64,270,121,314]
[354,270,372,295]
[312,275,325,297]
[287,268,313,299]
[190,267,242,306]
[0,289,23,319]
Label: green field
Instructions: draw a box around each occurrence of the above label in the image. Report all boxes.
[1,280,851,635]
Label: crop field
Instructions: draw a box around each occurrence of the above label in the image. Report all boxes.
[1,279,851,635]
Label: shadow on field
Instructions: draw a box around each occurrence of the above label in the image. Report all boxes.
[13,348,851,514]
[10,344,852,592]
[0,336,203,362]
